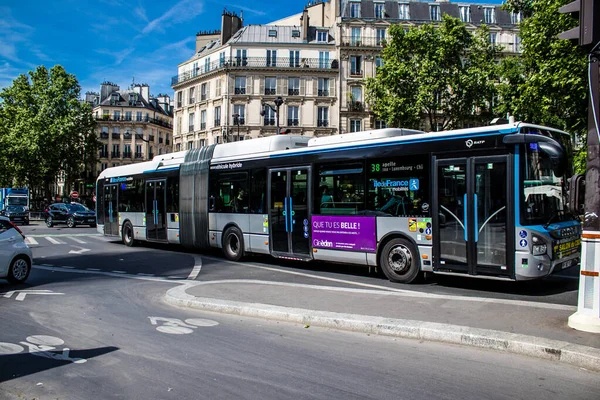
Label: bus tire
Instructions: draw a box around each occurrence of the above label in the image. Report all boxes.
[379,238,421,284]
[223,226,244,262]
[122,221,135,247]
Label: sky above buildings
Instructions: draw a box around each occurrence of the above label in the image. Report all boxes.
[0,0,502,98]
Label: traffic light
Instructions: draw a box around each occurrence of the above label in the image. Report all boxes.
[558,0,600,47]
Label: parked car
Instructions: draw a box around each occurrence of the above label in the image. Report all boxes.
[0,216,32,284]
[0,205,29,225]
[45,202,97,228]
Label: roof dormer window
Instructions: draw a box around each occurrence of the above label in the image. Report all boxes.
[268,29,277,38]
[292,29,300,38]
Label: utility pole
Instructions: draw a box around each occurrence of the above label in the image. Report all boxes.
[559,0,600,333]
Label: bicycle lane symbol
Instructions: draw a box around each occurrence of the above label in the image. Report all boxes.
[0,335,86,363]
[148,317,219,334]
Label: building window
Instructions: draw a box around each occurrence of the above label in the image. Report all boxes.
[124,144,131,157]
[235,76,246,94]
[233,104,245,125]
[351,86,362,103]
[319,51,330,69]
[189,87,195,104]
[489,32,497,46]
[125,111,132,121]
[215,78,221,97]
[511,11,522,24]
[187,141,193,150]
[351,27,361,45]
[136,111,143,121]
[204,57,211,72]
[350,2,360,18]
[200,110,206,130]
[136,144,142,158]
[219,51,225,66]
[263,106,276,125]
[268,29,277,37]
[350,56,362,76]
[430,5,440,21]
[265,77,277,95]
[317,30,328,42]
[459,6,470,23]
[288,77,300,96]
[375,120,387,129]
[235,49,247,66]
[201,83,207,101]
[200,139,206,147]
[289,50,300,67]
[292,30,300,38]
[398,3,409,20]
[374,2,385,19]
[114,110,121,120]
[318,78,330,96]
[214,106,221,127]
[350,119,362,132]
[484,7,496,24]
[112,143,120,158]
[266,49,277,67]
[189,113,195,132]
[376,28,386,46]
[287,106,299,126]
[177,92,183,108]
[317,106,329,127]
[514,34,522,52]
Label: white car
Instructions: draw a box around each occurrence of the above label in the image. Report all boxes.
[0,216,33,284]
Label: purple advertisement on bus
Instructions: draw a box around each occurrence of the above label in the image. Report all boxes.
[311,215,377,253]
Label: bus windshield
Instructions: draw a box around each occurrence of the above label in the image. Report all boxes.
[522,141,570,226]
[7,197,28,206]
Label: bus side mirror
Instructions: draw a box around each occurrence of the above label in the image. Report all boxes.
[567,174,585,216]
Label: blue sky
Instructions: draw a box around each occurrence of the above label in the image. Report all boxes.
[0,0,502,99]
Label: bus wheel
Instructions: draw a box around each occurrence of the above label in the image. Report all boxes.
[379,238,420,283]
[122,221,135,247]
[223,227,244,261]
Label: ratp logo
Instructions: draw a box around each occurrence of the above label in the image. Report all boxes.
[465,139,474,148]
[314,239,333,248]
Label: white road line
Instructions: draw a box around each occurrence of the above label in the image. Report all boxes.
[33,265,183,284]
[45,237,65,245]
[137,273,155,277]
[187,255,202,280]
[69,237,87,244]
[86,268,100,271]
[112,271,127,274]
[25,237,39,245]
[61,266,75,269]
[87,235,113,241]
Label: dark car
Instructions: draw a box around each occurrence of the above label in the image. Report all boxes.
[0,206,29,225]
[45,203,96,228]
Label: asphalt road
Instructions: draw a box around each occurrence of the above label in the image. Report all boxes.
[1,264,598,400]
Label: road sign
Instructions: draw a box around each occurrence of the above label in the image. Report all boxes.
[71,191,79,199]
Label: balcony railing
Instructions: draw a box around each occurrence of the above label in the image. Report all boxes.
[288,88,300,96]
[166,140,170,145]
[149,135,155,142]
[233,118,245,125]
[159,138,163,144]
[200,122,206,130]
[135,152,143,159]
[123,152,132,159]
[348,101,365,112]
[100,132,109,139]
[341,36,386,47]
[189,125,194,132]
[234,88,246,94]
[349,69,363,77]
[124,133,132,139]
[112,133,120,139]
[172,57,340,86]
[264,88,276,95]
[317,120,329,127]
[214,119,221,126]
[94,115,173,128]
[111,151,120,158]
[318,89,329,96]
[264,118,276,126]
[99,152,108,158]
[287,119,299,126]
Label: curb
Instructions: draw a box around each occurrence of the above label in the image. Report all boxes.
[165,284,600,372]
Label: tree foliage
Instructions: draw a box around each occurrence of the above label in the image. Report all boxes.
[500,0,588,173]
[365,15,500,131]
[0,65,100,199]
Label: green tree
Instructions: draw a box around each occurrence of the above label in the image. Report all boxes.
[0,65,100,200]
[365,15,500,131]
[499,0,588,173]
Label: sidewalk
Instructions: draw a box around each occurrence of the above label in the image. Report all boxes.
[165,279,600,372]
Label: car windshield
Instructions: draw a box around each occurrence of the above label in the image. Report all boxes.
[67,203,91,212]
[6,206,26,212]
[7,197,28,206]
[521,130,573,226]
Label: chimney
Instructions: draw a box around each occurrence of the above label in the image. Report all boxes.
[301,8,310,41]
[220,10,243,45]
[100,81,119,102]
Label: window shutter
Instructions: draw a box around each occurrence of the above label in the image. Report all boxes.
[312,78,317,96]
[329,78,335,97]
[247,76,253,95]
[277,77,284,95]
[259,77,265,95]
[206,82,210,100]
[299,77,305,96]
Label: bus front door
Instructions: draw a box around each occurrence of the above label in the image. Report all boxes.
[103,184,119,236]
[145,180,167,241]
[434,156,512,278]
[269,167,311,260]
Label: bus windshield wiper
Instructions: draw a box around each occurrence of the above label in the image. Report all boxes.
[544,210,563,229]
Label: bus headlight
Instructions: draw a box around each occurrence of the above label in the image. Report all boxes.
[533,244,547,256]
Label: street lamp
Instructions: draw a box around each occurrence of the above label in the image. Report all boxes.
[260,96,284,134]
[232,113,241,141]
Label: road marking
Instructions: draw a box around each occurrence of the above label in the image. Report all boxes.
[69,237,87,244]
[86,268,100,271]
[112,270,127,274]
[137,273,155,277]
[25,237,38,245]
[45,237,64,245]
[27,233,102,238]
[187,255,202,280]
[33,265,185,284]
[2,289,64,301]
[69,247,91,254]
[61,266,75,269]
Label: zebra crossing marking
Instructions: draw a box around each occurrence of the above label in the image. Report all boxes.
[45,237,65,245]
[69,237,87,244]
[25,237,38,245]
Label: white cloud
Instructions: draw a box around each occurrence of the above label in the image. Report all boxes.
[134,5,148,22]
[223,4,266,16]
[0,7,35,66]
[141,0,204,35]
[95,47,135,66]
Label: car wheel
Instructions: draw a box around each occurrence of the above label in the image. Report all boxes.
[7,256,31,284]
[379,238,421,283]
[66,216,76,228]
[222,226,244,261]
[122,221,135,247]
[46,217,53,228]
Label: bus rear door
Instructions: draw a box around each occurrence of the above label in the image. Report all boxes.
[103,184,119,236]
[268,167,312,260]
[433,155,514,278]
[146,180,167,241]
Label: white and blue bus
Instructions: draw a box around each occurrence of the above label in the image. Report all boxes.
[96,122,581,283]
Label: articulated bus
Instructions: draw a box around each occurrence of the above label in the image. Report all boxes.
[96,122,581,283]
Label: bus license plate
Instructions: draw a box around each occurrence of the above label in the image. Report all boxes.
[560,259,574,270]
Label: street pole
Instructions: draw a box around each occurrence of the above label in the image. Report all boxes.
[569,52,600,332]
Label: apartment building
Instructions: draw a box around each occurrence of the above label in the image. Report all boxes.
[172,9,339,150]
[335,0,522,132]
[86,82,174,172]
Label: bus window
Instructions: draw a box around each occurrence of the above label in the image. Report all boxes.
[249,169,266,213]
[209,171,249,213]
[315,162,365,215]
[118,178,144,212]
[167,177,179,212]
[367,156,430,217]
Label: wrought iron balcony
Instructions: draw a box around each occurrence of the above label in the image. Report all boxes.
[349,69,363,77]
[348,101,365,112]
[341,36,386,47]
[99,151,108,158]
[111,151,120,158]
[172,57,340,86]
[317,120,329,127]
[264,118,276,126]
[112,133,120,139]
[123,152,132,159]
[200,122,206,130]
[234,88,246,94]
[288,88,300,96]
[214,119,221,126]
[318,89,329,96]
[287,119,299,126]
[124,133,132,139]
[135,152,143,159]
[264,88,276,95]
[100,132,109,139]
[94,115,172,128]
